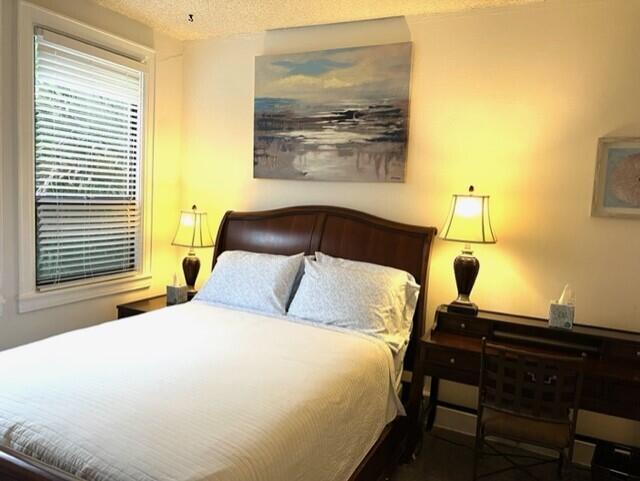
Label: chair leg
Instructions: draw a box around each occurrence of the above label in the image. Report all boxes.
[472,429,483,480]
[557,450,564,479]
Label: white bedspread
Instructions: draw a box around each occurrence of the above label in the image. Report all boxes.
[0,302,400,481]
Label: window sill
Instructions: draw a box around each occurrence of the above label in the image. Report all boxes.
[18,273,152,313]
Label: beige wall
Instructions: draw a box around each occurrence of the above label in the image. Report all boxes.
[180,0,640,444]
[0,0,184,349]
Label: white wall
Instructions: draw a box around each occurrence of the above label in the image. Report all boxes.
[180,0,640,444]
[0,0,184,349]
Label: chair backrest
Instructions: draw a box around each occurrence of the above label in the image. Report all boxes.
[479,339,584,424]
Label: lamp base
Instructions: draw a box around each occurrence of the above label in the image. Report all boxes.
[447,299,479,315]
[182,251,201,300]
[450,250,480,316]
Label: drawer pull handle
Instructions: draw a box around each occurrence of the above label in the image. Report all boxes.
[460,323,466,329]
[545,375,557,385]
[581,352,588,358]
[450,357,456,364]
[527,372,557,385]
[636,351,640,357]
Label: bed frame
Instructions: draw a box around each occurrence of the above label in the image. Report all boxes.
[0,205,437,481]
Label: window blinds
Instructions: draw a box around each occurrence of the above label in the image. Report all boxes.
[34,29,144,287]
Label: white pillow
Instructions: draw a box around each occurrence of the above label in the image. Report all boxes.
[315,252,420,335]
[316,251,416,281]
[195,250,304,315]
[287,254,316,309]
[287,257,420,351]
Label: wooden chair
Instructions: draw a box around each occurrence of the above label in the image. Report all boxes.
[472,339,584,480]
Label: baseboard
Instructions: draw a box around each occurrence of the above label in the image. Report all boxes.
[432,405,594,467]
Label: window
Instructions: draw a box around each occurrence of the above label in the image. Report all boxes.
[18,4,154,312]
[34,29,143,287]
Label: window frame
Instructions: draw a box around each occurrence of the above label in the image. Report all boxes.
[18,2,155,313]
[0,0,5,317]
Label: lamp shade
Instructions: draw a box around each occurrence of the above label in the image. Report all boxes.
[171,205,214,248]
[439,187,496,244]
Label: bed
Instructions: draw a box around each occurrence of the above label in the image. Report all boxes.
[0,205,436,481]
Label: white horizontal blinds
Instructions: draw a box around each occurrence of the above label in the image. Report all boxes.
[34,28,144,287]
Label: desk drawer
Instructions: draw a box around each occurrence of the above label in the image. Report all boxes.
[425,345,480,372]
[437,315,491,337]
[605,340,640,362]
[602,382,640,421]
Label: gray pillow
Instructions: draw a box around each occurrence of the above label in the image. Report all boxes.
[195,250,304,315]
[287,257,419,351]
[315,252,420,336]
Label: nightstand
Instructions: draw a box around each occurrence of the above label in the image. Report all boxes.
[116,294,170,319]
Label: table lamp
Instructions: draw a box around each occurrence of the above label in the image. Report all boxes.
[172,205,214,299]
[439,186,496,315]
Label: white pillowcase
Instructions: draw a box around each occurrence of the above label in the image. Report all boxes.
[288,256,420,351]
[195,250,304,315]
[315,252,420,336]
[287,254,316,309]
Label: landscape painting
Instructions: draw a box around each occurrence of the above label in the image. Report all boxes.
[253,43,412,182]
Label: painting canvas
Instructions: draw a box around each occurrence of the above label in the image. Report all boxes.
[592,137,640,218]
[253,43,412,182]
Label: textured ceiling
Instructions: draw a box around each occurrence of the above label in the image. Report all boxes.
[91,0,542,41]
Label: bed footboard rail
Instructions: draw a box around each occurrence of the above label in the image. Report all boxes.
[0,446,80,481]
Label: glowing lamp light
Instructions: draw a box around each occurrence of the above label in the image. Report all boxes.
[454,196,483,218]
[179,212,195,228]
[440,187,496,246]
[439,186,497,315]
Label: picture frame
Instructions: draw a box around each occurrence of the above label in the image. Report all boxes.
[253,42,412,182]
[591,137,640,218]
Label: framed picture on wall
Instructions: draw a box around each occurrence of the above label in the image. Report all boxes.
[253,42,412,182]
[592,137,640,218]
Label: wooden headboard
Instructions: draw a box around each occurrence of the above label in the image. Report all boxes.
[212,205,437,375]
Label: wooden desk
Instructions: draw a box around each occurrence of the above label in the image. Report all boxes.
[420,305,640,431]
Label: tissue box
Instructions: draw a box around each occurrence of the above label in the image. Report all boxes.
[167,284,188,305]
[549,303,574,330]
